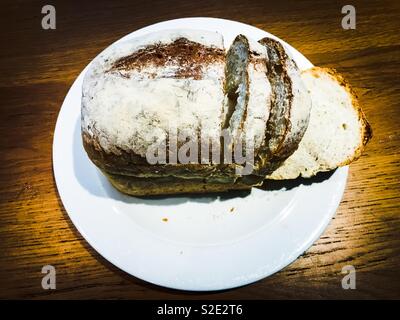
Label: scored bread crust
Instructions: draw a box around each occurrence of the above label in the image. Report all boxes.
[267,67,372,180]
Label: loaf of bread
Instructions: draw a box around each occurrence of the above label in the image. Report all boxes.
[81,29,371,196]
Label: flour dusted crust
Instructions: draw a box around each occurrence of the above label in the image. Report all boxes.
[82,29,226,159]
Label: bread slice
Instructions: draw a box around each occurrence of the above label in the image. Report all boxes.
[241,37,272,154]
[223,35,271,139]
[223,35,250,140]
[267,67,372,179]
[222,35,271,180]
[253,37,311,176]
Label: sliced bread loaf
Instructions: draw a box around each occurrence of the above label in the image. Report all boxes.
[82,31,273,187]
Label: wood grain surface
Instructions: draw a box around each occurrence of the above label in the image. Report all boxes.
[0,0,399,299]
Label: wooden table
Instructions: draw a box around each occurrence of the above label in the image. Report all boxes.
[0,0,399,299]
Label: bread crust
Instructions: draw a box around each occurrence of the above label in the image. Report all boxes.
[82,132,238,182]
[104,171,253,196]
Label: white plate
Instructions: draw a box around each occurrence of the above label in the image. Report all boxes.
[53,17,348,291]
